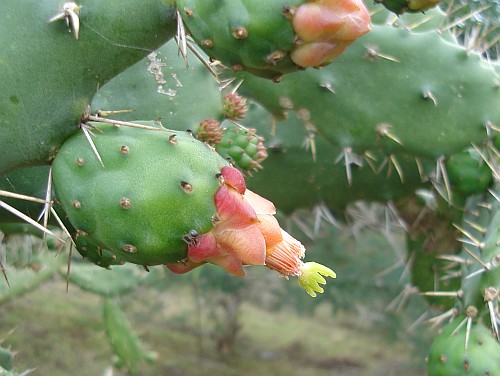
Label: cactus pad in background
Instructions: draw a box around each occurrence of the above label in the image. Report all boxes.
[103,298,158,376]
[0,250,61,305]
[427,316,500,375]
[52,122,229,266]
[91,39,224,131]
[445,148,494,197]
[65,263,152,297]
[0,0,177,174]
[232,24,499,159]
[177,0,370,80]
[423,189,500,375]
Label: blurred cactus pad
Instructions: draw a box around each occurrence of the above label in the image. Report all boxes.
[0,0,499,375]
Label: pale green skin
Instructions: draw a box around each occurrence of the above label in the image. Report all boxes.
[52,122,229,265]
[91,39,224,130]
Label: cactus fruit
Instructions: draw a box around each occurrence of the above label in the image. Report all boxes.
[176,0,371,80]
[73,233,125,269]
[51,120,333,295]
[427,316,500,376]
[52,122,229,266]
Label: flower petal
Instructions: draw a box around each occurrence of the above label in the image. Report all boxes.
[216,225,267,266]
[203,253,246,276]
[221,166,246,194]
[187,233,219,263]
[255,214,283,254]
[265,230,306,276]
[215,185,258,229]
[244,189,276,215]
[165,259,204,274]
[186,231,248,276]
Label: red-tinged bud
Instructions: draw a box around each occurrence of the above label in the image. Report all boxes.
[197,118,224,145]
[291,0,371,67]
[223,93,248,121]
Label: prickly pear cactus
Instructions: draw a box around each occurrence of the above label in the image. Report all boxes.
[232,24,499,159]
[91,39,224,131]
[72,234,126,269]
[427,316,500,375]
[459,193,500,320]
[423,188,500,375]
[52,122,229,266]
[0,347,14,372]
[240,103,431,212]
[0,0,176,174]
[176,0,371,80]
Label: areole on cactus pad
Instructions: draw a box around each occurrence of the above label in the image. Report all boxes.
[52,121,335,296]
[177,0,371,80]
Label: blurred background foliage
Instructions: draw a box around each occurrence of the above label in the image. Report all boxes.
[0,203,434,375]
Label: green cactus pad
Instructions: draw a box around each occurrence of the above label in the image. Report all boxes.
[240,103,430,212]
[103,298,157,375]
[0,166,52,225]
[91,39,223,130]
[459,192,500,313]
[66,263,150,297]
[427,318,500,376]
[0,347,14,372]
[0,252,61,305]
[0,0,176,174]
[52,122,229,265]
[233,24,499,159]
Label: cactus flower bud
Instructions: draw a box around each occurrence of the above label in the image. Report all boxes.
[223,93,248,121]
[291,0,371,67]
[166,166,335,296]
